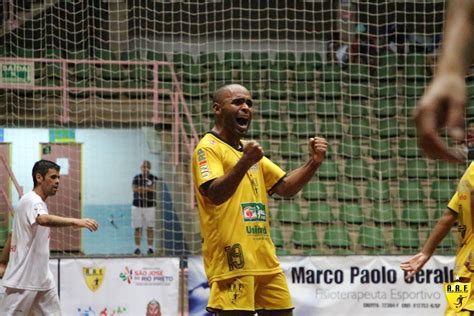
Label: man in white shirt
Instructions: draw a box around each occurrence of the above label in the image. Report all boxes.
[0,160,99,315]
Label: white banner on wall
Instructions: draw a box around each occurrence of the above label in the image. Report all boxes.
[188,255,455,316]
[59,257,180,316]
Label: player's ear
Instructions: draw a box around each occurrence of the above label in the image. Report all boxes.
[213,102,222,114]
[35,172,43,185]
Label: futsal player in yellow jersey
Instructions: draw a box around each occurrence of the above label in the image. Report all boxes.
[192,84,328,316]
[401,162,474,315]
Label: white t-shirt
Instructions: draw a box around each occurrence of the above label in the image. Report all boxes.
[2,191,55,291]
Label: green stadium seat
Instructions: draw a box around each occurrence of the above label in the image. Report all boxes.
[270,226,284,248]
[259,100,281,118]
[303,249,325,256]
[316,101,339,117]
[403,83,426,98]
[266,121,289,137]
[45,63,62,79]
[372,159,398,179]
[374,83,398,99]
[292,224,319,247]
[378,53,399,67]
[302,182,328,201]
[371,204,397,224]
[125,80,152,99]
[279,140,302,158]
[249,52,271,69]
[45,48,63,59]
[347,83,370,98]
[404,53,428,80]
[67,49,89,60]
[268,67,289,81]
[182,82,207,98]
[294,63,316,81]
[212,63,233,81]
[224,51,245,69]
[369,138,393,159]
[95,78,121,99]
[319,120,344,138]
[319,82,342,99]
[334,183,360,201]
[376,65,397,81]
[358,226,384,249]
[291,120,315,138]
[291,82,316,99]
[430,180,456,202]
[393,227,420,248]
[259,140,272,157]
[401,202,430,225]
[345,63,371,82]
[129,65,152,80]
[145,50,167,62]
[343,101,369,117]
[300,52,322,69]
[285,159,302,172]
[246,120,262,138]
[338,137,362,158]
[181,65,206,82]
[433,203,448,221]
[184,121,210,137]
[403,119,417,137]
[320,63,342,81]
[339,203,364,224]
[240,64,262,81]
[93,48,115,60]
[344,159,370,179]
[264,82,288,99]
[307,202,333,224]
[287,102,310,117]
[276,249,293,256]
[433,161,463,179]
[373,99,397,117]
[401,98,418,117]
[277,202,302,224]
[399,180,425,202]
[348,118,371,138]
[317,160,339,179]
[198,52,219,68]
[14,47,40,58]
[403,159,430,179]
[398,139,421,158]
[101,64,128,80]
[377,119,400,138]
[365,180,391,201]
[273,52,297,70]
[68,79,91,99]
[324,226,352,248]
[173,52,194,67]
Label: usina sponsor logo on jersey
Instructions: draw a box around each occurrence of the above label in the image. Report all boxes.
[197,148,210,178]
[82,267,105,292]
[119,266,174,286]
[241,202,266,222]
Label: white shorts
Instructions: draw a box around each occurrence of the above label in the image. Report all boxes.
[131,206,155,228]
[0,287,61,316]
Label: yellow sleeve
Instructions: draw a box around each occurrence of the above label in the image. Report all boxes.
[260,157,286,192]
[192,145,224,189]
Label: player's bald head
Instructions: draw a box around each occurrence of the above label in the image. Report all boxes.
[212,84,250,104]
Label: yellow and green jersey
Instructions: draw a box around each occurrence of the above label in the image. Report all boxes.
[192,132,286,283]
[447,162,474,312]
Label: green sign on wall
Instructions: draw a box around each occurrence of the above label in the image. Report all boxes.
[0,62,34,85]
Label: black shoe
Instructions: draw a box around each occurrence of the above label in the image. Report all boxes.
[147,248,154,255]
[134,248,141,255]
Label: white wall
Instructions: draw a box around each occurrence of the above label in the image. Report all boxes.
[4,129,158,205]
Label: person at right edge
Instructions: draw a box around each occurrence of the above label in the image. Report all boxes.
[401,162,474,315]
[192,84,328,315]
[413,0,474,163]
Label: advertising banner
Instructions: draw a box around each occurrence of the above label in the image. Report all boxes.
[189,255,455,316]
[59,257,180,316]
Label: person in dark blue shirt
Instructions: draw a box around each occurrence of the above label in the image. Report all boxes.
[132,160,159,255]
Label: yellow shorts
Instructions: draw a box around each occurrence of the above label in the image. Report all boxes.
[207,272,293,313]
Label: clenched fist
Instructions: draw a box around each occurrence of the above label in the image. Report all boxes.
[309,137,328,164]
[242,140,264,165]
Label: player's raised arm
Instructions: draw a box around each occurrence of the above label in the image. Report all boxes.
[272,137,328,197]
[413,0,474,163]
